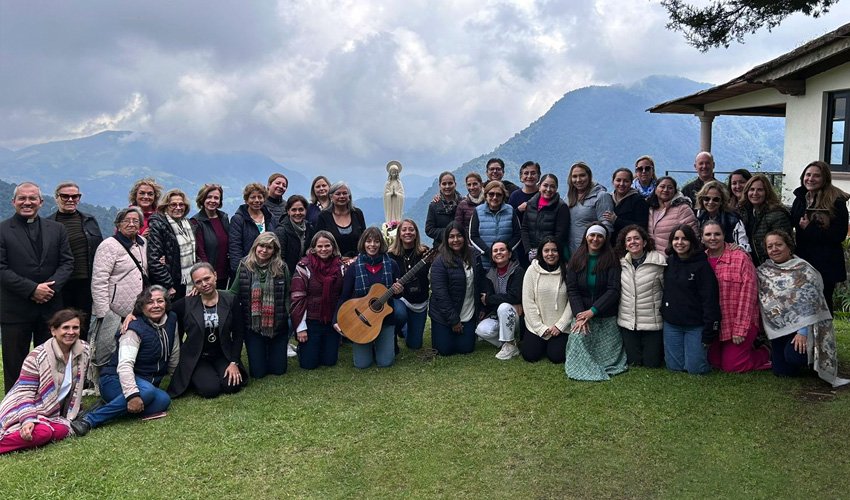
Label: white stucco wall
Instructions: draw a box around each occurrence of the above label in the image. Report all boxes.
[783,62,850,200]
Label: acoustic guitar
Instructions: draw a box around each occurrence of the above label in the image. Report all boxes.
[337,248,436,344]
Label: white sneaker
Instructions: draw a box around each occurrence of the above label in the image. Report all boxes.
[495,342,519,360]
[287,343,298,358]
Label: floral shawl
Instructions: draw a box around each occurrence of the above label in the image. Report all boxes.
[757,257,849,387]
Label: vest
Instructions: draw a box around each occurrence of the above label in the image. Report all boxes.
[100,313,177,386]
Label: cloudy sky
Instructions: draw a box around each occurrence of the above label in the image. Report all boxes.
[1,0,848,175]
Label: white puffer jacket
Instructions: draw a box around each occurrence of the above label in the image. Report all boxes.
[522,260,573,337]
[617,250,666,331]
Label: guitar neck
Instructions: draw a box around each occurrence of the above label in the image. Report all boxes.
[375,249,435,306]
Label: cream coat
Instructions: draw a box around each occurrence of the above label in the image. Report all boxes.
[522,260,573,337]
[617,250,666,331]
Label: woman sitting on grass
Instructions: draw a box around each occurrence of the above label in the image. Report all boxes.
[0,309,90,454]
[72,286,179,436]
[429,221,479,356]
[564,223,627,381]
[475,241,524,360]
[757,230,850,387]
[520,237,572,363]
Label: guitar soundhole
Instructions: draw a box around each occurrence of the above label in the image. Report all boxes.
[368,298,383,313]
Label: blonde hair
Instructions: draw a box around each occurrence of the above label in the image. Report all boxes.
[244,232,286,277]
[695,180,729,212]
[156,189,189,217]
[128,178,162,206]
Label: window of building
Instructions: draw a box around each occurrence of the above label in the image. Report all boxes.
[825,90,850,172]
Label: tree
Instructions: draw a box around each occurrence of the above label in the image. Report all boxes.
[661,0,840,52]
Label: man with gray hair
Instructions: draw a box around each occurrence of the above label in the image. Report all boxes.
[0,182,74,391]
[47,181,103,340]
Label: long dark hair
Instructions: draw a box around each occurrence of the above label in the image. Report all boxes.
[535,236,567,284]
[439,221,471,268]
[647,176,678,209]
[567,222,618,273]
[666,224,702,257]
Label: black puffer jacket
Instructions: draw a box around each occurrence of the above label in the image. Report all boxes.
[231,261,290,337]
[612,190,649,243]
[521,193,570,253]
[428,254,477,326]
[146,213,182,289]
[661,251,720,343]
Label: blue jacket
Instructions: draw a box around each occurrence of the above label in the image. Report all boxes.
[101,312,178,388]
[228,204,277,274]
[470,203,521,270]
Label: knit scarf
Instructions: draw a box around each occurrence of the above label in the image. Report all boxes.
[757,257,849,387]
[438,193,459,214]
[467,192,484,205]
[308,252,342,323]
[284,216,308,255]
[353,253,394,296]
[166,214,196,286]
[250,266,276,337]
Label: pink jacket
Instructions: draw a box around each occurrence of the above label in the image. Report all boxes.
[649,195,697,252]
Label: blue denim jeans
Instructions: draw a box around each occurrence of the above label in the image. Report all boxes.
[85,374,171,428]
[393,300,428,350]
[352,324,395,368]
[431,320,476,356]
[245,330,288,378]
[298,320,341,370]
[663,322,710,374]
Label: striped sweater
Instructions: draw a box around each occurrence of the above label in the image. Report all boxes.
[0,338,90,439]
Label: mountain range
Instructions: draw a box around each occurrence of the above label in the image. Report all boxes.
[0,75,784,236]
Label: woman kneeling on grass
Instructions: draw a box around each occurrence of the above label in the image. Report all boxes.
[229,232,291,379]
[429,221,479,356]
[615,225,666,368]
[701,220,771,373]
[335,227,403,368]
[290,231,345,369]
[564,223,627,381]
[168,263,248,399]
[661,225,719,375]
[0,309,90,454]
[72,286,179,435]
[475,241,524,360]
[520,237,572,363]
[757,230,850,387]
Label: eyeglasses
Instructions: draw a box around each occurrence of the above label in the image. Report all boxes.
[635,167,653,173]
[121,219,141,226]
[486,192,504,198]
[168,202,186,208]
[701,196,721,204]
[58,193,81,201]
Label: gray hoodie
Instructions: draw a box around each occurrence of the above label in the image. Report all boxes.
[567,182,614,254]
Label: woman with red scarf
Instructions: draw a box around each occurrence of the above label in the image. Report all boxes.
[290,231,345,370]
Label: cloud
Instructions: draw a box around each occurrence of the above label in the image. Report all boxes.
[1,0,848,175]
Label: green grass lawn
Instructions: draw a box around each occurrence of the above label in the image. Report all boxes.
[2,323,850,499]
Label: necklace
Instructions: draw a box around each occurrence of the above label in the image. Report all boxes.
[203,303,219,343]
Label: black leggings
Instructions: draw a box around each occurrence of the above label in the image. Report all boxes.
[520,332,567,363]
[191,356,243,398]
